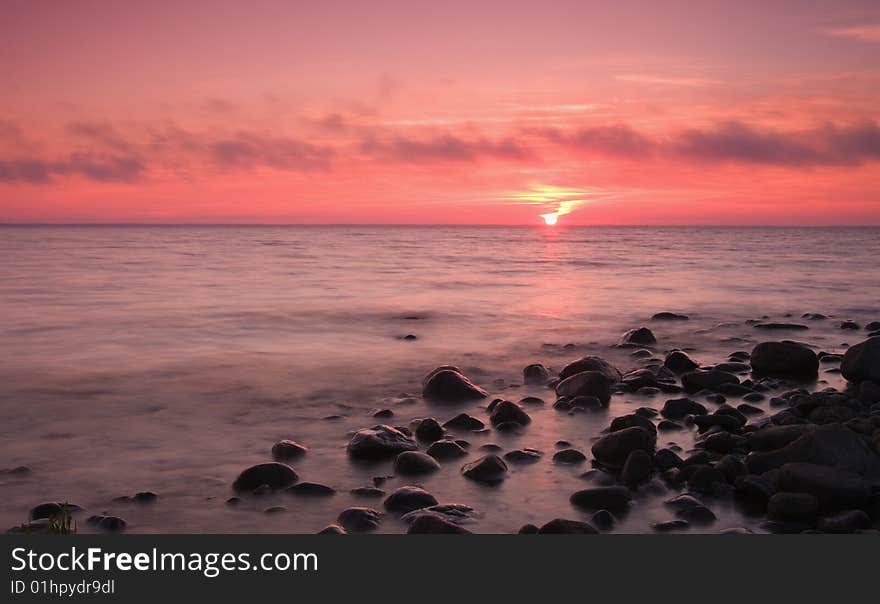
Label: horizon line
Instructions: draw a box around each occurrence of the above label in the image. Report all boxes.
[2,222,880,228]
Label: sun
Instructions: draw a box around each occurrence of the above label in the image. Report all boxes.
[541,213,558,226]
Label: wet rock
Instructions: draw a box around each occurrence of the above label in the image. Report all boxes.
[383,486,438,514]
[777,463,870,509]
[271,440,308,460]
[132,492,157,504]
[654,448,684,470]
[610,414,657,442]
[350,487,385,498]
[518,523,539,534]
[555,371,613,403]
[621,449,653,486]
[737,403,764,415]
[30,502,82,521]
[233,462,298,492]
[414,418,444,442]
[337,507,382,532]
[817,509,870,533]
[519,396,545,407]
[264,506,286,514]
[568,395,603,408]
[746,424,880,475]
[653,519,689,532]
[87,515,126,532]
[840,320,860,330]
[714,361,751,374]
[767,492,819,522]
[841,337,880,383]
[748,424,816,451]
[373,409,394,418]
[407,515,471,534]
[461,455,508,483]
[754,323,809,331]
[553,448,587,464]
[286,482,335,496]
[523,363,551,385]
[570,486,631,512]
[591,509,615,530]
[734,474,775,503]
[422,368,488,402]
[675,505,716,525]
[658,419,683,431]
[479,443,503,452]
[318,524,346,535]
[558,356,622,383]
[347,425,418,460]
[652,312,689,321]
[621,327,656,347]
[701,431,744,454]
[226,497,241,506]
[858,381,880,404]
[537,519,599,534]
[592,426,656,468]
[750,341,819,379]
[692,413,743,433]
[716,455,746,482]
[682,370,739,393]
[394,451,440,476]
[426,440,468,460]
[489,400,532,427]
[443,413,485,431]
[504,448,543,464]
[664,351,699,374]
[635,407,658,418]
[687,466,728,492]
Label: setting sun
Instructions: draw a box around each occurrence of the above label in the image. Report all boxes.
[541,213,559,226]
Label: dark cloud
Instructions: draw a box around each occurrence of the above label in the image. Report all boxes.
[208,133,334,171]
[0,153,144,183]
[67,120,134,153]
[360,134,531,162]
[544,124,655,156]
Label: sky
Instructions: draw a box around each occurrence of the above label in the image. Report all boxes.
[1,0,879,225]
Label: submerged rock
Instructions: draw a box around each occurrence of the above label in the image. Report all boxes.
[555,371,613,402]
[426,440,468,460]
[661,397,707,419]
[750,341,819,379]
[652,312,689,321]
[754,323,809,331]
[87,515,127,532]
[620,327,657,347]
[383,486,438,514]
[286,482,335,496]
[489,400,531,427]
[505,448,543,464]
[337,507,382,532]
[347,425,418,460]
[681,370,739,393]
[553,448,587,464]
[422,368,488,401]
[394,451,441,476]
[271,440,308,460]
[461,455,508,483]
[443,413,485,431]
[317,524,346,535]
[523,363,551,385]
[233,463,298,492]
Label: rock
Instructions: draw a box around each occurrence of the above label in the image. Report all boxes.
[87,515,126,531]
[748,424,816,451]
[676,505,716,524]
[553,449,586,464]
[350,487,385,498]
[714,361,751,373]
[271,440,308,460]
[286,482,335,496]
[653,519,689,532]
[734,474,775,503]
[610,414,658,442]
[750,341,819,379]
[443,413,485,431]
[337,507,382,532]
[523,363,551,385]
[767,492,819,522]
[568,395,603,408]
[461,455,508,483]
[652,312,689,321]
[754,323,809,331]
[591,509,615,530]
[716,455,746,482]
[592,427,656,468]
[817,509,870,533]
[415,418,444,442]
[747,424,880,475]
[701,431,743,454]
[664,493,705,511]
[422,368,488,402]
[264,506,286,514]
[654,448,684,470]
[317,524,346,534]
[621,449,653,486]
[621,327,656,347]
[777,463,870,509]
[132,492,157,504]
[383,486,438,514]
[841,337,880,383]
[489,400,531,427]
[30,502,81,521]
[558,356,621,382]
[658,419,683,431]
[504,448,543,464]
[347,425,418,460]
[687,466,728,492]
[681,370,739,393]
[518,524,539,534]
[692,413,743,433]
[426,440,468,460]
[519,396,545,406]
[233,462,298,492]
[554,371,613,402]
[373,409,394,418]
[570,486,631,512]
[537,519,599,534]
[664,351,699,374]
[407,515,471,534]
[737,403,764,415]
[394,451,440,476]
[840,320,860,330]
[858,381,880,404]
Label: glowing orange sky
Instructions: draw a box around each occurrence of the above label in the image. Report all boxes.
[1,1,879,225]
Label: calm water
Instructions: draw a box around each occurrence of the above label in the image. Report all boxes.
[1,225,879,533]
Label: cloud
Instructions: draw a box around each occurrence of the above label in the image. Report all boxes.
[826,25,880,42]
[67,120,134,153]
[359,134,532,162]
[0,153,144,183]
[208,133,334,171]
[545,124,656,157]
[614,74,720,87]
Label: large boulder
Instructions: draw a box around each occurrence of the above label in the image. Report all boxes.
[570,486,631,512]
[841,337,880,383]
[558,356,621,382]
[555,371,613,402]
[489,400,531,427]
[777,463,871,509]
[233,463,298,492]
[422,368,488,401]
[591,426,655,468]
[746,423,880,475]
[750,341,818,379]
[347,425,418,460]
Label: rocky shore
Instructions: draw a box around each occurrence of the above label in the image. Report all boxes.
[10,320,880,535]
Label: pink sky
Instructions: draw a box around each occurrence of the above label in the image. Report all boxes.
[1,0,879,225]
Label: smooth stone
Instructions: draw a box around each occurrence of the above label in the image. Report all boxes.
[415,418,444,442]
[233,462,298,492]
[746,423,880,475]
[570,486,631,512]
[555,371,613,403]
[373,409,394,418]
[621,449,653,486]
[750,341,819,379]
[652,312,689,321]
[426,440,468,460]
[87,515,127,532]
[489,400,531,426]
[621,327,657,346]
[609,414,657,442]
[461,455,508,483]
[591,509,615,530]
[675,505,716,524]
[553,448,586,464]
[394,451,441,476]
[653,519,689,532]
[518,524,539,534]
[271,440,308,460]
[317,524,346,535]
[754,323,809,331]
[523,363,551,385]
[504,448,542,464]
[443,413,485,431]
[30,502,82,521]
[537,519,599,534]
[337,507,382,532]
[682,370,739,393]
[422,368,488,402]
[841,337,880,383]
[264,506,287,514]
[558,356,622,382]
[591,427,656,468]
[407,515,471,534]
[383,486,438,513]
[664,351,699,374]
[519,396,545,406]
[776,462,870,508]
[654,448,684,470]
[767,492,819,522]
[347,425,418,460]
[350,487,385,498]
[286,482,335,496]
